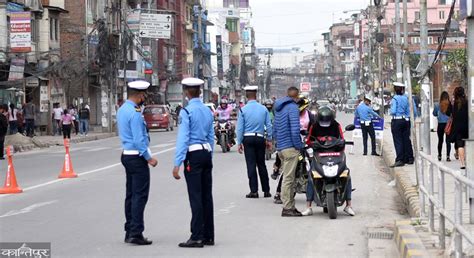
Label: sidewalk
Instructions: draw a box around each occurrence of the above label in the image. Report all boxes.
[382,120,474,256]
[4,132,116,153]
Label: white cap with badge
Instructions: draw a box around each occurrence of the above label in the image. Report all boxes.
[182,77,204,87]
[128,80,150,90]
[393,82,406,88]
[244,85,258,91]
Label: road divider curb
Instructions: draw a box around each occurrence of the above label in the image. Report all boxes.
[394,220,429,258]
[382,131,421,217]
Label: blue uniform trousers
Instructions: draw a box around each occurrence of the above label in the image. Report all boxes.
[243,136,270,193]
[121,154,150,237]
[391,119,414,163]
[184,150,214,241]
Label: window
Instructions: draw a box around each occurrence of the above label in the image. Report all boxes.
[49,17,59,41]
[439,11,445,20]
[31,18,39,43]
[226,19,238,32]
[415,11,420,21]
[439,0,447,4]
[411,37,420,44]
[428,36,433,44]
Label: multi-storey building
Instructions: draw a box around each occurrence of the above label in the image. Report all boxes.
[0,0,67,133]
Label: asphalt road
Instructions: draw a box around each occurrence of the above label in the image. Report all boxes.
[0,113,405,257]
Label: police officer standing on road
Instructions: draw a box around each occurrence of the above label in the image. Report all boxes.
[237,85,273,198]
[117,80,158,246]
[172,78,215,248]
[390,82,415,167]
[354,95,380,156]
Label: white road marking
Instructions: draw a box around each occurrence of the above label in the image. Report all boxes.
[150,143,175,148]
[215,202,237,217]
[0,147,176,197]
[83,147,110,152]
[0,200,58,218]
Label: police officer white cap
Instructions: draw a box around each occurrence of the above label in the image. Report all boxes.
[182,77,204,87]
[244,85,258,91]
[393,82,406,88]
[364,95,373,102]
[128,80,150,90]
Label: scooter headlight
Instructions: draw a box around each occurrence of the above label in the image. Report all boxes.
[322,165,338,177]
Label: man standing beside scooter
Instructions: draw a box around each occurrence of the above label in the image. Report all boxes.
[274,87,303,217]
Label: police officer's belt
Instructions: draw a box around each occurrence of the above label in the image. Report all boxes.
[189,143,212,152]
[123,150,140,155]
[244,133,264,138]
[392,116,407,120]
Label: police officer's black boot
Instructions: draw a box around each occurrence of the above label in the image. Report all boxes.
[179,239,204,248]
[128,234,152,245]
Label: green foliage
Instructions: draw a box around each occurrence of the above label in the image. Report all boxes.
[444,49,467,83]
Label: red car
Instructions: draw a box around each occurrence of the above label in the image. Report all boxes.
[143,105,174,131]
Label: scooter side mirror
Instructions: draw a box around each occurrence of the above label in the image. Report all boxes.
[345,124,356,131]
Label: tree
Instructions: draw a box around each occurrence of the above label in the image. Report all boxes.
[444,49,467,85]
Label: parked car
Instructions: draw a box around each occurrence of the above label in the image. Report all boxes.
[143,105,174,131]
[344,99,359,113]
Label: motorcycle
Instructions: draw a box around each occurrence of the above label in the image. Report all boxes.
[215,119,233,153]
[308,124,355,219]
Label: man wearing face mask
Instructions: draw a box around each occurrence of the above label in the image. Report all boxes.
[117,80,158,246]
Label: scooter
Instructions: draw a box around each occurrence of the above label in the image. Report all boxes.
[308,124,355,219]
[215,119,233,153]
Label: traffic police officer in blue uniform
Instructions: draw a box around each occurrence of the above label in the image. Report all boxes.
[117,80,158,245]
[390,82,416,167]
[173,77,215,248]
[237,85,273,198]
[355,95,380,156]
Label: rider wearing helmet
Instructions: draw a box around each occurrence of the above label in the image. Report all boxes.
[215,98,236,144]
[304,105,355,216]
[264,99,274,121]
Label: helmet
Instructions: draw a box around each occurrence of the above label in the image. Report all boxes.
[317,106,335,127]
[220,99,228,105]
[297,97,309,112]
[264,99,273,106]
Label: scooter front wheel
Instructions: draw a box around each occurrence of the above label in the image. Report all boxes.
[327,192,337,219]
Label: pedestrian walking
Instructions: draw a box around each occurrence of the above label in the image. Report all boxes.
[23,99,35,137]
[117,80,157,246]
[60,109,74,139]
[354,95,380,156]
[79,103,90,136]
[52,103,63,136]
[8,104,18,135]
[274,86,303,217]
[69,105,79,135]
[446,86,468,169]
[433,91,452,162]
[172,78,215,248]
[0,105,8,160]
[17,107,24,135]
[236,85,273,199]
[390,82,415,167]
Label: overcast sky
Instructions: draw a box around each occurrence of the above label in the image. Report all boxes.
[251,0,370,52]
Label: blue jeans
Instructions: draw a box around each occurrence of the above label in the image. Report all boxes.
[80,119,89,135]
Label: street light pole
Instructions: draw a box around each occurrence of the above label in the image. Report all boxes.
[466,11,474,224]
[395,0,402,82]
[420,0,431,155]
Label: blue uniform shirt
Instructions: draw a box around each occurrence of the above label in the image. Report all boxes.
[236,100,272,145]
[390,94,418,118]
[117,100,151,160]
[174,98,214,167]
[355,102,380,122]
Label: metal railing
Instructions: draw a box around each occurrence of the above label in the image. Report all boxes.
[418,151,474,258]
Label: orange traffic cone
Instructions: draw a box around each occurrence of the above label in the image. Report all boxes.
[0,146,23,194]
[58,139,78,178]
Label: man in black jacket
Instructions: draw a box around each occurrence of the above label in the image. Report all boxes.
[0,105,8,159]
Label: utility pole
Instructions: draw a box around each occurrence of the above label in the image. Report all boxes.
[395,0,402,82]
[466,4,474,225]
[419,0,431,155]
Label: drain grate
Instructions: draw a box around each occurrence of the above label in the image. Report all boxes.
[367,231,394,240]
